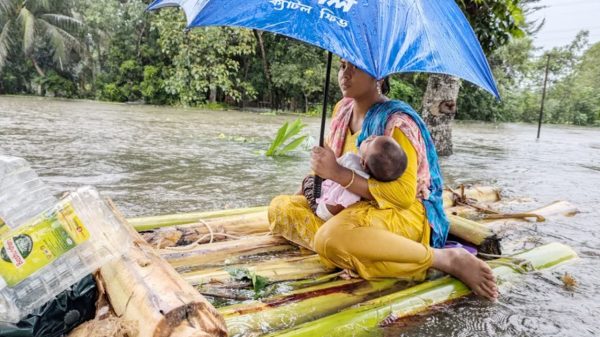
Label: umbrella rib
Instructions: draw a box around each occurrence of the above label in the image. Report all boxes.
[396,0,419,74]
[412,1,438,74]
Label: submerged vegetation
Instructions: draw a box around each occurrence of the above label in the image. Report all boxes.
[265,119,308,157]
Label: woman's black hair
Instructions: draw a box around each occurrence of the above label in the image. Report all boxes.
[381,77,390,95]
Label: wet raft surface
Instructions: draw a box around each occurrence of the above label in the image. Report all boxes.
[132,186,579,337]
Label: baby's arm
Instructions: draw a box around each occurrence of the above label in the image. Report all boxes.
[325,204,346,215]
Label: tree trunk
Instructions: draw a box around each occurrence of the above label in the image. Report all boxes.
[304,92,309,113]
[252,29,273,106]
[31,57,45,77]
[209,86,217,103]
[421,74,460,156]
[95,199,227,337]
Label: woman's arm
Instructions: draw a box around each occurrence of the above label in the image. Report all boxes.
[311,127,418,208]
[310,146,374,200]
[330,166,373,200]
[367,128,418,209]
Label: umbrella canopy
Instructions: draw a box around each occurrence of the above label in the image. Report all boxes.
[147,0,500,98]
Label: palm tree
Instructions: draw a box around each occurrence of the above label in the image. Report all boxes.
[0,0,85,76]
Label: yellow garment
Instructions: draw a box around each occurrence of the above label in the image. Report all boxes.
[269,126,433,280]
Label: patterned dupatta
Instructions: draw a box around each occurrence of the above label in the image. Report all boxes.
[326,98,449,248]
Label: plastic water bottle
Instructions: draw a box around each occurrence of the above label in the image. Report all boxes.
[0,156,57,231]
[0,158,130,323]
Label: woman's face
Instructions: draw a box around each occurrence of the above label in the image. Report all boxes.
[338,60,378,99]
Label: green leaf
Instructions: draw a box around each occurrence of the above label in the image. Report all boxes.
[251,273,269,293]
[0,0,13,14]
[266,121,289,156]
[18,7,35,55]
[283,118,306,141]
[276,135,308,156]
[40,14,84,33]
[0,19,13,71]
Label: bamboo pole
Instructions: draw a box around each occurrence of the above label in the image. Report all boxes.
[222,279,403,337]
[129,206,268,231]
[160,235,296,270]
[446,214,501,255]
[182,255,335,286]
[268,242,577,337]
[94,199,228,337]
[143,211,270,248]
[132,186,500,233]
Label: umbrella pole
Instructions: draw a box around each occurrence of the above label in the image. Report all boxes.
[314,51,333,198]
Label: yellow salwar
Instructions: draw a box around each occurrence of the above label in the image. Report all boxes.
[269,127,434,281]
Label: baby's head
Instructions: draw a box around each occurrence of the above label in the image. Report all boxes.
[359,136,407,182]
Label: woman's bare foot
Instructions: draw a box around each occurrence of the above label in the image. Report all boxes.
[432,248,498,300]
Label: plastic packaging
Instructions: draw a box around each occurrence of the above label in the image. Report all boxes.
[0,156,57,231]
[0,275,97,337]
[0,186,130,323]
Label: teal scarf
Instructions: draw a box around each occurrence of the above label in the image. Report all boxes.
[357,100,449,248]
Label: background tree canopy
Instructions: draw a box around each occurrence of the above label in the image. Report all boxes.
[0,0,598,126]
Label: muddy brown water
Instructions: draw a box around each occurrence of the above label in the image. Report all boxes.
[1,96,599,336]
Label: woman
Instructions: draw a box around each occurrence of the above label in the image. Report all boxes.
[269,60,497,300]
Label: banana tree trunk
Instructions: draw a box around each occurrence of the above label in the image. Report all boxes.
[268,243,577,337]
[421,74,460,156]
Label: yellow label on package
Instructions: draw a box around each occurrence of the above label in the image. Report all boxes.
[0,202,90,287]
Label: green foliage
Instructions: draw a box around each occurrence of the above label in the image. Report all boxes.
[2,0,596,127]
[388,74,427,109]
[269,40,328,112]
[141,65,168,104]
[457,0,528,54]
[226,267,270,299]
[266,118,308,157]
[99,82,126,102]
[33,70,76,98]
[0,0,86,77]
[456,32,599,126]
[202,102,230,110]
[152,9,255,107]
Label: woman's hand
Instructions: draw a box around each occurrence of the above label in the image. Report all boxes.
[311,146,340,180]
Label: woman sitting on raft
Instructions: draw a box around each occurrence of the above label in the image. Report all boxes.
[269,60,498,300]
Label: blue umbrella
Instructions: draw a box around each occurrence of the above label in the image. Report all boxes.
[147,0,499,197]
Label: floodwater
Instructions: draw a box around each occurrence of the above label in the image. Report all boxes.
[1,96,599,336]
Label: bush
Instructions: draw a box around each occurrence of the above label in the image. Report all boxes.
[34,72,77,98]
[141,65,168,104]
[99,83,127,102]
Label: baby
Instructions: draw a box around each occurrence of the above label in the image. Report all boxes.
[303,136,408,220]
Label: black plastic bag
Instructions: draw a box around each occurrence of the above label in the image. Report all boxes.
[0,275,97,337]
